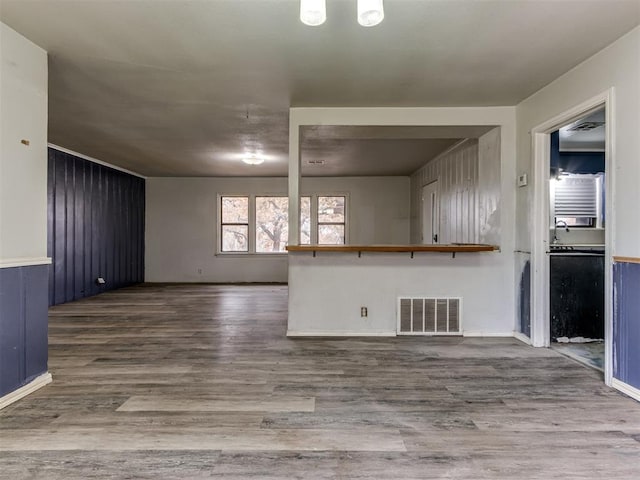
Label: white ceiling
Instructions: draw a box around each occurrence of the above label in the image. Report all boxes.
[1,0,638,176]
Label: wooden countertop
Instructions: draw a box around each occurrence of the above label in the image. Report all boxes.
[286,244,498,253]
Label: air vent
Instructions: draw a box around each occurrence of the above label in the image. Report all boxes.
[567,121,604,132]
[397,297,462,335]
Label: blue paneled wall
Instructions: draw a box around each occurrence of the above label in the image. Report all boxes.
[47,148,145,305]
[614,261,640,390]
[0,265,49,397]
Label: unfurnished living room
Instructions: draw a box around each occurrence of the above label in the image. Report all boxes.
[1,1,640,478]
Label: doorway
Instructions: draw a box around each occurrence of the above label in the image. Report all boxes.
[548,107,606,372]
[421,181,439,244]
[530,90,614,385]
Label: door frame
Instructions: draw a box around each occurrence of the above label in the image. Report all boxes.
[530,88,615,386]
[421,180,439,244]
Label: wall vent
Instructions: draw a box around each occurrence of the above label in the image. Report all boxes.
[397,297,462,335]
[567,121,604,132]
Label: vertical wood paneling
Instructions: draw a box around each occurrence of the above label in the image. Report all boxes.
[0,265,48,397]
[613,261,640,389]
[477,128,502,245]
[46,151,56,306]
[47,148,145,306]
[410,140,479,244]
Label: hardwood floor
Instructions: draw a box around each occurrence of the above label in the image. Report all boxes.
[1,284,639,479]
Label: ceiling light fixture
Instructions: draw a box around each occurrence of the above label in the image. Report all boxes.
[300,0,326,26]
[357,0,384,27]
[300,0,384,27]
[242,155,264,166]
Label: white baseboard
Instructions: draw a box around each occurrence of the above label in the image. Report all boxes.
[287,330,518,338]
[0,257,51,269]
[0,372,52,410]
[612,378,640,403]
[287,330,396,337]
[513,331,532,345]
[462,331,514,338]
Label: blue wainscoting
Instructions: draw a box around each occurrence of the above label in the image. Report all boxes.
[47,148,145,306]
[518,260,531,337]
[0,264,49,397]
[613,261,640,390]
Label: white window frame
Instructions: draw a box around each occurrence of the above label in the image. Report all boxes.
[217,193,349,254]
[315,194,349,245]
[218,195,251,254]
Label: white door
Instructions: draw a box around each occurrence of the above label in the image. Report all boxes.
[422,181,439,244]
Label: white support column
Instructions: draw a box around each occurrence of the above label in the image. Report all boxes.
[288,118,301,246]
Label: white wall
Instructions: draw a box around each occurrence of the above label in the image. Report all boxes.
[516,26,640,258]
[409,140,479,244]
[289,252,513,336]
[409,128,501,246]
[0,23,48,266]
[288,106,517,336]
[145,176,409,282]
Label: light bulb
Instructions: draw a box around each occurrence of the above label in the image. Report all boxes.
[242,155,264,165]
[357,0,384,27]
[300,0,326,26]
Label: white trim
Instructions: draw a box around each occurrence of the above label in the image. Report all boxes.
[0,257,51,269]
[462,331,514,337]
[48,144,146,179]
[611,378,640,403]
[287,330,396,337]
[530,89,614,386]
[513,331,532,345]
[0,373,52,410]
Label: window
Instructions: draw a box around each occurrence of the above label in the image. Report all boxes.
[551,174,604,228]
[318,196,346,245]
[218,193,346,253]
[220,196,249,252]
[255,196,289,253]
[300,196,311,245]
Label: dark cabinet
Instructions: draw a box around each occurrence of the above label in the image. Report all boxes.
[550,254,604,340]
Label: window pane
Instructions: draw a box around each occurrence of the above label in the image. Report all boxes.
[300,196,311,245]
[318,224,344,245]
[318,196,345,223]
[221,225,248,252]
[256,196,289,253]
[221,196,248,223]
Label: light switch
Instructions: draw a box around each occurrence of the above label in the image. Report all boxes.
[518,173,528,187]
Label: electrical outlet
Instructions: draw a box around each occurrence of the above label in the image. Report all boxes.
[360,307,368,317]
[197,268,203,274]
[96,277,105,285]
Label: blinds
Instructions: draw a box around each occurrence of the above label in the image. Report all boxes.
[553,176,600,218]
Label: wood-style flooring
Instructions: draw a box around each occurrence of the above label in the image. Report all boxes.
[1,284,639,479]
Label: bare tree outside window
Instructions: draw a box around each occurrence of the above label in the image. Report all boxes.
[219,194,344,252]
[256,197,289,252]
[300,196,311,245]
[221,196,249,252]
[318,196,346,244]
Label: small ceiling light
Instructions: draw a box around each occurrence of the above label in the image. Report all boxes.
[242,155,264,166]
[300,0,326,26]
[357,0,384,27]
